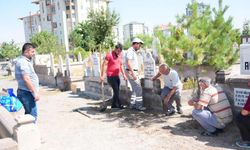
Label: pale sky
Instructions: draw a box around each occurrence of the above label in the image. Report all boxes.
[0,0,250,43]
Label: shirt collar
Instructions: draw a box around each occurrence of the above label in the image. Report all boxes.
[21,55,32,62]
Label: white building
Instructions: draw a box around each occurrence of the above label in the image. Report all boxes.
[186,1,207,17]
[154,24,171,37]
[123,22,148,43]
[19,12,41,42]
[21,0,108,51]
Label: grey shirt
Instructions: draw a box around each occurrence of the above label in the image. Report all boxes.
[15,56,39,92]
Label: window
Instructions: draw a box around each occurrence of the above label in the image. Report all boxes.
[66,14,70,18]
[72,5,75,10]
[53,22,57,28]
[66,6,70,10]
[47,15,51,21]
[57,2,60,10]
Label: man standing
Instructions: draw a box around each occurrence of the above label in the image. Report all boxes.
[188,77,233,136]
[15,43,40,122]
[152,64,183,116]
[100,43,127,109]
[125,38,145,111]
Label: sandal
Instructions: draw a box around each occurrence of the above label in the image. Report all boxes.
[201,131,218,137]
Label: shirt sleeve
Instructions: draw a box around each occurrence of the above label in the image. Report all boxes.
[105,53,111,61]
[243,94,250,111]
[126,50,134,60]
[18,60,29,75]
[171,71,179,87]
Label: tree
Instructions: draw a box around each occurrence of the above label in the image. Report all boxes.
[161,0,240,70]
[70,8,119,51]
[0,41,20,60]
[136,34,153,49]
[30,31,65,55]
[242,20,250,36]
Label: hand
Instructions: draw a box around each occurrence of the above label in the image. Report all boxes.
[100,76,105,83]
[188,100,194,106]
[33,91,40,101]
[132,74,137,80]
[151,77,156,81]
[123,75,127,81]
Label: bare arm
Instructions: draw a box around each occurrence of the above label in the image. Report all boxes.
[23,74,40,101]
[100,59,108,82]
[127,59,136,80]
[120,63,127,80]
[151,72,161,81]
[188,100,203,110]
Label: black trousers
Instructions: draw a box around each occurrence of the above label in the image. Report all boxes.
[235,112,250,141]
[107,76,121,108]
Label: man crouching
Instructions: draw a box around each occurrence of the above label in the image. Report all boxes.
[188,77,233,136]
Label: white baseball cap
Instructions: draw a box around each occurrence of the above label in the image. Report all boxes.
[132,38,144,44]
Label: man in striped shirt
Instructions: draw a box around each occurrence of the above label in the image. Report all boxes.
[188,77,233,136]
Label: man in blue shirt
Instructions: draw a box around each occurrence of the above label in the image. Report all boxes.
[15,43,39,122]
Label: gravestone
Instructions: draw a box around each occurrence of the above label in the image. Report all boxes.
[65,54,70,76]
[92,52,100,77]
[143,52,155,89]
[58,55,64,74]
[34,54,50,66]
[240,44,250,75]
[78,52,82,62]
[49,53,55,76]
[234,88,250,107]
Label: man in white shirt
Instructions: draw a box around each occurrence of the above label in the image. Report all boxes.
[125,38,145,111]
[152,64,183,116]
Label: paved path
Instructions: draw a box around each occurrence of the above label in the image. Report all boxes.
[0,70,243,150]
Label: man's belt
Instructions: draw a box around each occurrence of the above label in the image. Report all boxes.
[126,69,138,71]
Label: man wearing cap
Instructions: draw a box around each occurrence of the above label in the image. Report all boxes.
[125,37,145,111]
[100,43,127,109]
[188,77,233,136]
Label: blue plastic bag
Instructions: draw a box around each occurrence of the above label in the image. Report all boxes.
[0,88,23,112]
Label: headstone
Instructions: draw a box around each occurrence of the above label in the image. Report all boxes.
[78,52,82,62]
[240,44,250,75]
[49,53,55,76]
[58,55,64,74]
[34,54,50,66]
[143,52,156,89]
[234,88,250,107]
[65,54,71,76]
[92,52,100,77]
[144,52,156,79]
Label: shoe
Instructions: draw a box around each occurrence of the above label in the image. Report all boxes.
[215,128,224,134]
[200,131,218,137]
[177,108,183,114]
[165,110,175,116]
[236,140,250,148]
[119,105,125,109]
[137,106,146,111]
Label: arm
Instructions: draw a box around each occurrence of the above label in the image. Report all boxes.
[241,109,249,116]
[188,100,203,110]
[151,72,161,81]
[23,74,40,101]
[100,59,108,82]
[120,63,127,80]
[127,59,137,80]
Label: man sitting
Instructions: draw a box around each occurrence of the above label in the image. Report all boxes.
[188,77,233,136]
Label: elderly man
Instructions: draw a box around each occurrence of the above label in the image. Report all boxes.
[188,77,233,136]
[125,37,146,111]
[152,64,183,116]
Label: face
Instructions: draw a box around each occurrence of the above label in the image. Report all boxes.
[24,48,36,60]
[159,66,170,75]
[133,43,142,51]
[199,81,207,90]
[114,48,122,55]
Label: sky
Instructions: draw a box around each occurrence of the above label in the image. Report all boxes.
[0,0,250,43]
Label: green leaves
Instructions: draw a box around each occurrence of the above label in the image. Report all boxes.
[70,8,119,52]
[161,0,240,70]
[0,41,20,60]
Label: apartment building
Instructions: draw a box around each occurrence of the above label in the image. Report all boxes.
[123,22,148,43]
[21,0,108,50]
[19,12,41,42]
[186,1,208,17]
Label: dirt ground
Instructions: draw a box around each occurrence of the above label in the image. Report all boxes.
[0,70,244,150]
